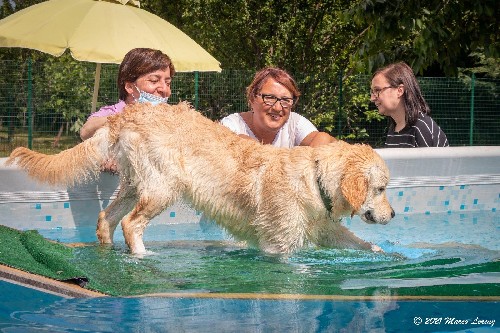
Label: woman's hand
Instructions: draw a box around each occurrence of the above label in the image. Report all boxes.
[80,116,109,141]
[101,158,118,174]
[300,131,337,147]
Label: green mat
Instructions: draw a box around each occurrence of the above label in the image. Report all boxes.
[0,225,96,291]
[0,225,166,296]
[0,225,179,296]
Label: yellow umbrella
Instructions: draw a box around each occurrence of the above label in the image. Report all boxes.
[0,0,221,111]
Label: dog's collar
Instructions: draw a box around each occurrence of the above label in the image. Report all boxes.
[315,160,333,212]
[317,179,333,212]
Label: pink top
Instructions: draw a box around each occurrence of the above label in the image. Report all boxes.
[88,100,127,118]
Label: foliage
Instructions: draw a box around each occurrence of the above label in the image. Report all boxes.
[38,53,93,133]
[457,53,500,146]
[0,0,497,145]
[459,53,500,79]
[143,0,375,139]
[147,0,359,74]
[346,0,499,76]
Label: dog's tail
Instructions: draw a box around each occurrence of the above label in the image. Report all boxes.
[6,127,112,186]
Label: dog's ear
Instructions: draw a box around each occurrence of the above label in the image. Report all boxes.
[341,167,368,213]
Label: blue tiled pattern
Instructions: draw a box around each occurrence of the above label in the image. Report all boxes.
[4,199,203,230]
[387,183,500,215]
[2,184,499,230]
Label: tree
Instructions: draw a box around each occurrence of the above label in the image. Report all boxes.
[39,53,93,135]
[145,0,358,73]
[143,0,375,140]
[347,0,499,76]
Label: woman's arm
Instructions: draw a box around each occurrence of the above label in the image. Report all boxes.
[80,116,109,140]
[300,131,337,147]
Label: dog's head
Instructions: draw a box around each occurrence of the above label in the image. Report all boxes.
[316,142,394,224]
[339,145,394,224]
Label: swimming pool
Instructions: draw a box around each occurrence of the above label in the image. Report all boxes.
[0,146,499,332]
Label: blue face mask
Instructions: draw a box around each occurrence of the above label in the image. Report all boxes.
[134,85,169,105]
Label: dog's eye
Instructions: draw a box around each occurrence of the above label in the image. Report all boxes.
[377,187,385,193]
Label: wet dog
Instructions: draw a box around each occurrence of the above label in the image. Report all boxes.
[8,102,394,254]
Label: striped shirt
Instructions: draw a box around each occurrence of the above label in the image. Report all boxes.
[385,112,449,148]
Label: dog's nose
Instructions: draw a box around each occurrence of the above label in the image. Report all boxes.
[391,209,395,218]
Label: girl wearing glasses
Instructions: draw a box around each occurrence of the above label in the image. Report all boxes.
[370,62,448,148]
[220,67,335,148]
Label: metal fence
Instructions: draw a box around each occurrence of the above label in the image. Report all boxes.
[0,59,498,157]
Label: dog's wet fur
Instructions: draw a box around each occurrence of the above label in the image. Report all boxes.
[8,102,394,254]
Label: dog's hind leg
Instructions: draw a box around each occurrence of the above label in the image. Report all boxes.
[121,194,175,254]
[96,184,138,244]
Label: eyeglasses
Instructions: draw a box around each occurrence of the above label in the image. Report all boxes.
[370,86,393,98]
[257,94,295,108]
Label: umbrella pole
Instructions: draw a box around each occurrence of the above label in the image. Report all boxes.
[27,58,33,149]
[91,63,102,113]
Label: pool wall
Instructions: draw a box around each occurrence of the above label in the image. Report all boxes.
[1,146,499,236]
[378,146,500,214]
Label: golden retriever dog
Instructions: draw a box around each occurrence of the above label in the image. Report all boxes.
[7,102,394,255]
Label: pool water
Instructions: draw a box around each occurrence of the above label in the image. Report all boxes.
[22,210,497,298]
[1,279,497,333]
[1,210,499,332]
[39,210,500,251]
[61,238,497,298]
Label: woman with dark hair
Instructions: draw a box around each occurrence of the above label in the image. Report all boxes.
[79,48,175,173]
[370,62,448,147]
[80,47,175,141]
[220,67,335,147]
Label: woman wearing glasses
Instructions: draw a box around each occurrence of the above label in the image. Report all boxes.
[370,62,448,148]
[220,67,335,148]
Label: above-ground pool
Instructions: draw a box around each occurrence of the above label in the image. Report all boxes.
[0,146,499,332]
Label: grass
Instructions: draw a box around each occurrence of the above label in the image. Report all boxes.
[0,131,80,157]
